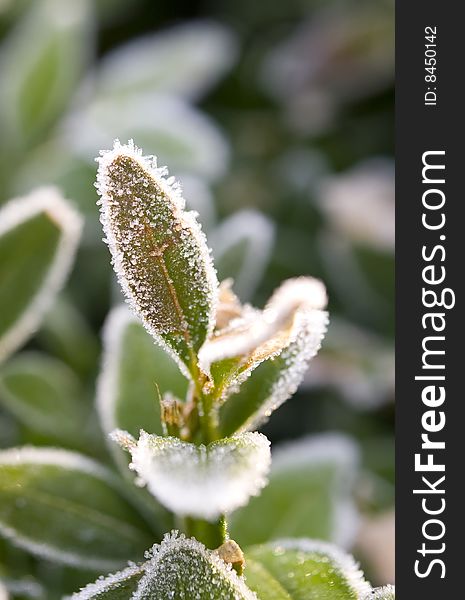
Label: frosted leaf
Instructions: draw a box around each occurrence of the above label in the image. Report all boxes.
[69,563,145,599]
[246,538,371,600]
[211,210,275,300]
[0,187,82,363]
[0,446,152,569]
[93,21,238,101]
[111,430,271,521]
[201,277,327,373]
[96,140,218,377]
[200,277,328,433]
[365,585,395,600]
[134,531,257,599]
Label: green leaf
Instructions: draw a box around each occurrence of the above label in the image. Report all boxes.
[73,533,258,599]
[70,564,145,599]
[365,586,395,600]
[0,0,92,145]
[95,21,237,101]
[230,435,359,548]
[133,532,256,599]
[97,305,188,463]
[0,447,153,570]
[212,210,275,300]
[245,539,371,600]
[0,188,82,364]
[0,352,94,450]
[111,430,271,522]
[96,140,218,378]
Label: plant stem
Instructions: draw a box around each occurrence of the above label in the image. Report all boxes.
[184,516,227,549]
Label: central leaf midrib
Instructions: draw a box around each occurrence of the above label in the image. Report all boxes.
[246,558,294,600]
[142,220,198,370]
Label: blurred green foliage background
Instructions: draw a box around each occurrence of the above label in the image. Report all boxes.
[0,0,394,596]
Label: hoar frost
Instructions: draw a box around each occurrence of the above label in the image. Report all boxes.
[135,531,257,600]
[111,429,271,521]
[211,277,328,432]
[200,277,327,379]
[96,139,218,375]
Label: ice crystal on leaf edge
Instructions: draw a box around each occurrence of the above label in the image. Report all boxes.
[70,531,258,600]
[111,429,271,521]
[0,188,82,363]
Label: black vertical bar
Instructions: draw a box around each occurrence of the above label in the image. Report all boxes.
[396,1,464,597]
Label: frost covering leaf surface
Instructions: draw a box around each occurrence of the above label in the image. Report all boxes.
[72,531,257,599]
[245,539,371,600]
[136,531,257,600]
[96,140,218,376]
[0,447,152,570]
[0,188,82,363]
[112,430,271,521]
[206,277,328,434]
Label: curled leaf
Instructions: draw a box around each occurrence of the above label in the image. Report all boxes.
[198,277,328,433]
[0,447,153,569]
[0,188,82,363]
[96,140,218,378]
[111,430,271,521]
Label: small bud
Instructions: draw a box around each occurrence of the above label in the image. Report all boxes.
[160,393,185,437]
[215,539,245,575]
